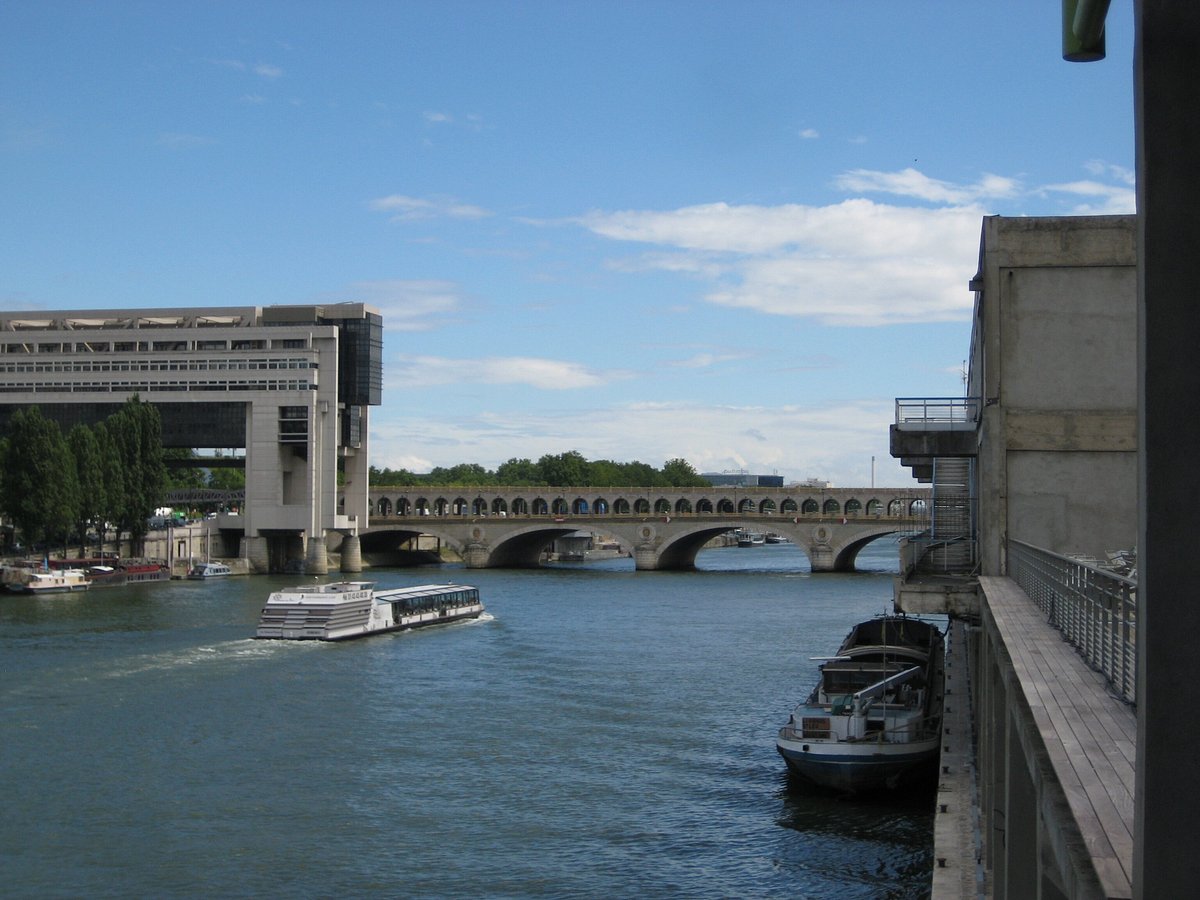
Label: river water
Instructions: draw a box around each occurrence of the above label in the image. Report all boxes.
[1,540,934,899]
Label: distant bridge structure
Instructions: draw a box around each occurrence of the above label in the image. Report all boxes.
[359,485,929,571]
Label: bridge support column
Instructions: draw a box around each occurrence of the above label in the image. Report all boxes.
[806,525,836,572]
[304,532,329,575]
[340,534,362,573]
[241,535,269,574]
[463,542,491,568]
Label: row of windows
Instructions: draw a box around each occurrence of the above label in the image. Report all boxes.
[0,379,316,393]
[0,338,309,353]
[0,358,316,375]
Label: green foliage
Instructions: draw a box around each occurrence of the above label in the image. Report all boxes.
[370,452,709,488]
[0,407,80,548]
[164,447,206,490]
[68,424,106,556]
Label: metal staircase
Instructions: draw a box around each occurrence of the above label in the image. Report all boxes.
[917,457,976,575]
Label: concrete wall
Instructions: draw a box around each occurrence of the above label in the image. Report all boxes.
[971,216,1138,573]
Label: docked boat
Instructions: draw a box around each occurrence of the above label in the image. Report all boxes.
[737,530,766,547]
[776,615,945,792]
[187,561,232,579]
[3,566,90,594]
[255,581,484,641]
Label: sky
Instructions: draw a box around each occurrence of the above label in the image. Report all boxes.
[1,1,1136,488]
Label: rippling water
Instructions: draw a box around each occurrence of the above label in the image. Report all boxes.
[1,541,933,898]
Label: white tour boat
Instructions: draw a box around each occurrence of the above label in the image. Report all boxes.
[776,615,945,792]
[187,562,232,579]
[255,581,484,641]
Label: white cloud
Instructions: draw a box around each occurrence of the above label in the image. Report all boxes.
[254,63,283,78]
[799,128,819,140]
[423,111,453,124]
[319,279,465,331]
[577,163,1133,326]
[579,197,982,325]
[369,194,492,221]
[834,167,1019,204]
[387,355,622,390]
[367,398,913,487]
[1042,179,1136,215]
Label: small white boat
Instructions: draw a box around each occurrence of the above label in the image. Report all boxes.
[736,531,766,547]
[3,566,90,594]
[187,562,232,579]
[255,581,484,641]
[776,616,944,792]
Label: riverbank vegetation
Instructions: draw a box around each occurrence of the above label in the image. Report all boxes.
[0,398,166,555]
[370,451,708,488]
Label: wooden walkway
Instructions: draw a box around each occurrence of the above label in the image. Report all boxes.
[980,576,1135,899]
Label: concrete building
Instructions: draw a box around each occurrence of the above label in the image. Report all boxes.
[894,214,1138,589]
[0,303,382,573]
[892,215,1140,897]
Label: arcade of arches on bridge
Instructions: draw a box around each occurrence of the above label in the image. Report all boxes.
[368,487,927,520]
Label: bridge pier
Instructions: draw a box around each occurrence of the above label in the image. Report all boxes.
[339,533,362,573]
[241,535,269,574]
[463,541,491,568]
[305,532,329,575]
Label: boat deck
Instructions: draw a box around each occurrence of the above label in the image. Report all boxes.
[980,576,1135,899]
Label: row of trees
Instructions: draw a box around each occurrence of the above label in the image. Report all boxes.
[370,451,709,488]
[0,398,166,556]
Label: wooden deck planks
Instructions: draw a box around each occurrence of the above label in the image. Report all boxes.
[980,576,1136,898]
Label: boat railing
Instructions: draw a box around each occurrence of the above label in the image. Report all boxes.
[851,713,942,744]
[1008,539,1137,706]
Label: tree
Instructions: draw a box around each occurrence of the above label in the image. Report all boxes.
[107,396,166,554]
[68,424,107,557]
[495,457,539,485]
[164,447,206,490]
[92,419,126,555]
[536,451,590,486]
[662,457,707,487]
[0,407,80,551]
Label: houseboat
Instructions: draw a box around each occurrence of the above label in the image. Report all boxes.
[776,615,945,792]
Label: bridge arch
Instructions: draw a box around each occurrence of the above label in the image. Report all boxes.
[634,499,650,514]
[738,499,756,514]
[675,498,692,514]
[572,497,589,514]
[613,498,630,514]
[845,498,862,515]
[802,498,818,514]
[532,497,549,515]
[491,498,508,516]
[512,498,528,515]
[867,499,882,515]
[823,498,840,515]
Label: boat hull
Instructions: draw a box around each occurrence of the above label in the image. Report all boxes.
[776,733,939,792]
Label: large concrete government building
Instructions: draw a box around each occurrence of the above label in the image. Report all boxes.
[0,303,382,573]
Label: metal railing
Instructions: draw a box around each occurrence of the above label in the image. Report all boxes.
[1008,540,1137,706]
[894,397,981,430]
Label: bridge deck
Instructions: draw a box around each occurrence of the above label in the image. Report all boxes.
[980,576,1135,899]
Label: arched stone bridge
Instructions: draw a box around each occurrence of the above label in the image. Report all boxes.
[360,485,930,572]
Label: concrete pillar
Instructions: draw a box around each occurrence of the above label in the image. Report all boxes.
[462,543,491,568]
[1135,3,1200,896]
[339,533,362,573]
[240,535,269,573]
[304,531,329,575]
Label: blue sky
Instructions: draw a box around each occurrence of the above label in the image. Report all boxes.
[1,1,1135,487]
